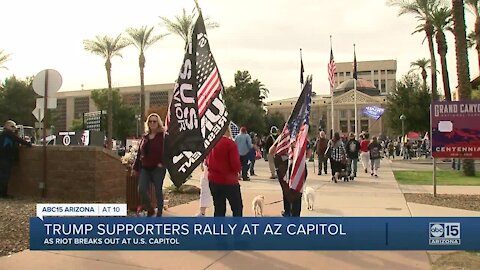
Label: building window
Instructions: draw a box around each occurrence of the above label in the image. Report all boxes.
[350,110,356,118]
[380,80,386,92]
[388,70,396,74]
[346,71,351,77]
[74,97,89,119]
[54,98,67,131]
[360,120,369,133]
[340,110,347,119]
[122,93,140,107]
[149,91,169,107]
[340,120,348,133]
[350,120,356,133]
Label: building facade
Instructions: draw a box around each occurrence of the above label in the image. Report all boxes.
[335,59,397,95]
[266,79,388,137]
[54,83,175,131]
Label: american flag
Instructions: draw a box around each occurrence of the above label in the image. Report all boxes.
[328,48,336,91]
[275,76,312,192]
[197,54,221,117]
[230,121,240,138]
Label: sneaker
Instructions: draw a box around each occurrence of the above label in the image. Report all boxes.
[371,172,374,176]
[374,174,378,177]
[243,177,250,181]
[269,176,277,179]
[317,172,321,175]
[196,212,205,217]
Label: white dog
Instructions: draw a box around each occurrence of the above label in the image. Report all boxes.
[252,195,265,217]
[304,187,315,211]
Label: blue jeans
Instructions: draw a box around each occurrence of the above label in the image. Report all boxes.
[138,167,166,215]
[0,159,12,197]
[348,158,358,176]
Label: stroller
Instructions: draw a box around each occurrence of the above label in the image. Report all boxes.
[340,159,354,182]
[332,159,353,183]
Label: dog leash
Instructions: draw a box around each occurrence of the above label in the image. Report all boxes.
[265,199,283,205]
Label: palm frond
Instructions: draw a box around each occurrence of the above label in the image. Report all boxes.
[83,34,128,60]
[0,49,12,69]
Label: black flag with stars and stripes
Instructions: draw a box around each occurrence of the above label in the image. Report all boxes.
[164,12,228,187]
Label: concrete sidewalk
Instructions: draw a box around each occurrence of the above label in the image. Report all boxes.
[1,159,478,270]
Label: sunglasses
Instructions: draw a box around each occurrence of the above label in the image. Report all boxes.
[148,120,158,123]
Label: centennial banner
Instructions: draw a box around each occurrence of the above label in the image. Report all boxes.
[431,101,480,158]
[164,12,228,187]
[30,217,480,250]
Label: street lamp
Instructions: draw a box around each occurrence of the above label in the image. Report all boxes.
[135,114,141,138]
[399,114,406,138]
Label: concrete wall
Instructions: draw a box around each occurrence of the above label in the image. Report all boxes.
[9,146,126,202]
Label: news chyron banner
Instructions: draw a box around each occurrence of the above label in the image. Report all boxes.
[30,214,480,250]
[431,100,480,158]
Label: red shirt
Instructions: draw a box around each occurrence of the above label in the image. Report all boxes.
[134,132,164,170]
[360,140,370,152]
[206,136,241,185]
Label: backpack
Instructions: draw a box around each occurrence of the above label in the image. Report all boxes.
[370,146,380,159]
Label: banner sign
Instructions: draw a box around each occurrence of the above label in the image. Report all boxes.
[362,105,385,120]
[431,101,480,158]
[30,217,480,250]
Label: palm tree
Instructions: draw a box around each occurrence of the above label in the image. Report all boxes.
[0,49,11,69]
[125,26,168,130]
[410,58,431,91]
[466,0,480,70]
[159,8,219,48]
[83,34,129,149]
[431,6,453,101]
[388,0,441,101]
[452,0,475,176]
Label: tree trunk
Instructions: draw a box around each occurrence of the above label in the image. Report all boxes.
[425,22,438,101]
[436,30,452,101]
[139,53,146,136]
[475,12,480,72]
[452,0,475,176]
[421,69,428,92]
[105,59,113,150]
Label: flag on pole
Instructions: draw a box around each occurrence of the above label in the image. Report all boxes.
[300,58,304,84]
[353,47,358,80]
[230,121,240,138]
[164,11,228,187]
[327,48,336,91]
[275,76,313,194]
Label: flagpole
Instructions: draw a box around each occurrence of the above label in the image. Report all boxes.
[300,48,304,91]
[354,44,358,138]
[330,36,334,139]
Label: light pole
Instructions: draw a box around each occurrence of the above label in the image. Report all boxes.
[400,114,406,139]
[135,114,141,138]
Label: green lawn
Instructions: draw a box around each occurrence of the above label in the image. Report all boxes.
[393,171,480,185]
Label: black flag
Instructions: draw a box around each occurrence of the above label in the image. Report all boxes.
[300,59,304,84]
[164,12,228,187]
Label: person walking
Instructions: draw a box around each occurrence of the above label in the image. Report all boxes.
[327,132,346,183]
[132,113,167,217]
[345,132,360,179]
[234,127,252,181]
[207,126,243,217]
[368,136,382,177]
[265,126,279,179]
[315,131,329,175]
[359,133,370,174]
[0,120,32,198]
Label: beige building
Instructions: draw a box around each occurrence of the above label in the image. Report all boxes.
[54,83,175,131]
[335,59,397,94]
[267,79,388,137]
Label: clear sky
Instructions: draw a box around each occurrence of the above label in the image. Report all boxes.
[0,0,478,101]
